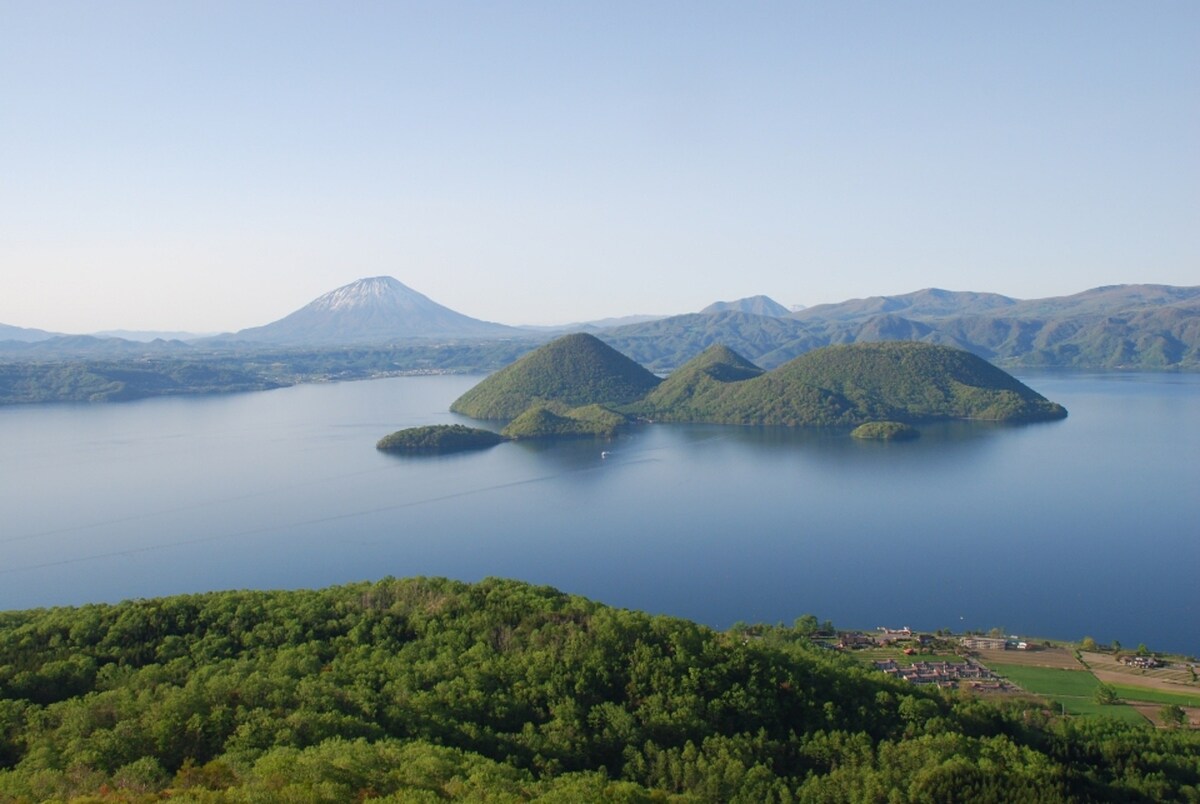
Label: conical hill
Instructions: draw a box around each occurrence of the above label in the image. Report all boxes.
[635,341,1066,426]
[719,341,1067,426]
[769,341,1066,423]
[636,344,763,419]
[450,333,661,420]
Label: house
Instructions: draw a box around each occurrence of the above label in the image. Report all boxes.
[960,636,1007,651]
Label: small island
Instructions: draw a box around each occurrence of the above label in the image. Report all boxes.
[851,421,920,440]
[501,403,628,440]
[376,424,505,454]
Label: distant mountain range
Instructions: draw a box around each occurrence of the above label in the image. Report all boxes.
[0,322,59,343]
[601,284,1200,371]
[2,280,1198,371]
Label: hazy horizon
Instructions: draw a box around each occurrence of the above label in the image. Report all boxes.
[3,2,1197,333]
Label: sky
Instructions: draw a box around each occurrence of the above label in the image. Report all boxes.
[2,2,1197,333]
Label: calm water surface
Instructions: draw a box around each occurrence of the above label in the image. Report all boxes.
[1,372,1197,655]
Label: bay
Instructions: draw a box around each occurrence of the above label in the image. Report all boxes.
[0,371,1196,656]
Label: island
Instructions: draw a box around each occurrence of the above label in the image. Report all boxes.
[450,333,1068,432]
[375,424,505,453]
[851,421,920,440]
[501,403,629,440]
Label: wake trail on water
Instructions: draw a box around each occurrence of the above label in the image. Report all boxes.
[0,457,660,576]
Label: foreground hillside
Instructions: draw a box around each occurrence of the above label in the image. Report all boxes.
[1,577,1197,802]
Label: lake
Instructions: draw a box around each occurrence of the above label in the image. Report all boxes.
[1,371,1197,656]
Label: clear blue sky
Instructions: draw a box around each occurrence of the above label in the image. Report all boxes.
[2,1,1197,332]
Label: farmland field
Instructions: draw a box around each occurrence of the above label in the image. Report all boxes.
[1109,684,1200,708]
[987,663,1148,724]
[973,647,1082,670]
[1081,651,1200,690]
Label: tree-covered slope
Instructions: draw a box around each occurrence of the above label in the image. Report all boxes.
[450,332,661,420]
[0,361,284,403]
[767,341,1068,424]
[635,344,765,420]
[633,341,1066,427]
[501,403,628,439]
[1,577,1197,802]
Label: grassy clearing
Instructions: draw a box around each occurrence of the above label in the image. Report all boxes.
[988,663,1147,724]
[989,663,1100,697]
[1109,684,1200,707]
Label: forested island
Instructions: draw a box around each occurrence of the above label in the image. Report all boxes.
[376,424,505,453]
[851,421,920,440]
[449,334,1066,437]
[0,577,1196,801]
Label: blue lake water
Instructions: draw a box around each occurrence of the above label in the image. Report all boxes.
[1,371,1197,655]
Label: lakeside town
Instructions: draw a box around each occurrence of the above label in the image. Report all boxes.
[805,625,1200,729]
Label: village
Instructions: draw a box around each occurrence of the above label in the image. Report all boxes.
[816,625,1200,728]
[827,626,1023,691]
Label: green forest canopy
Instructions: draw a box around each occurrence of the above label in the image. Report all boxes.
[0,577,1196,802]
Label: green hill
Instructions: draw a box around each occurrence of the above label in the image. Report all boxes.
[1,577,1197,801]
[761,341,1068,424]
[501,403,628,439]
[636,343,764,420]
[632,341,1066,426]
[450,332,661,420]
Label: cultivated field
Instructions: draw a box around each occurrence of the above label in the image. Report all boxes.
[986,662,1147,724]
[1131,704,1200,729]
[1108,684,1200,708]
[973,646,1082,670]
[1082,651,1200,695]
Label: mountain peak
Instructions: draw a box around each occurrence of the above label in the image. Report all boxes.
[307,276,422,313]
[701,295,790,317]
[225,276,516,345]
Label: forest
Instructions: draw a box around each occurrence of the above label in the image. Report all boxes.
[1,577,1197,802]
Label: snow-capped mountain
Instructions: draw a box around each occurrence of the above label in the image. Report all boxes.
[223,276,518,345]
